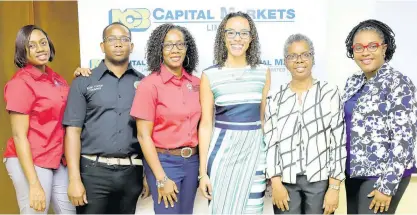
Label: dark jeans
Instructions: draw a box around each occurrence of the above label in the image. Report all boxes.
[345,176,411,214]
[76,157,143,214]
[144,153,199,214]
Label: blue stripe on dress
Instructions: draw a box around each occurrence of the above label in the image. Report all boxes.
[215,103,261,123]
[249,191,265,199]
[207,129,226,176]
[214,123,260,130]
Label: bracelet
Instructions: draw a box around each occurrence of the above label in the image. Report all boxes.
[328,184,340,190]
[156,176,168,188]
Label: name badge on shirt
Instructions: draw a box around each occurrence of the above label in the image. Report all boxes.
[87,84,103,92]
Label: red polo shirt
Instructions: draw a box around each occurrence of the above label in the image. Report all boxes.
[130,65,201,149]
[3,64,69,169]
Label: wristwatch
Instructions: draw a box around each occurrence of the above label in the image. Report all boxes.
[156,176,168,188]
[328,184,340,190]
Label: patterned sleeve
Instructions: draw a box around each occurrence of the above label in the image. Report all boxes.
[374,74,417,196]
[328,86,347,181]
[264,90,282,179]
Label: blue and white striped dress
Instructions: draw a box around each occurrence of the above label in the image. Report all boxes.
[204,65,267,214]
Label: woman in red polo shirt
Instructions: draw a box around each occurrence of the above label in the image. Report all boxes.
[130,23,200,214]
[3,25,75,214]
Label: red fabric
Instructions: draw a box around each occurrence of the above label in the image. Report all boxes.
[3,64,69,169]
[130,65,201,149]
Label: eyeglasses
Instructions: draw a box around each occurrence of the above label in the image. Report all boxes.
[104,36,131,45]
[224,29,251,39]
[162,42,187,51]
[352,42,383,53]
[285,52,312,62]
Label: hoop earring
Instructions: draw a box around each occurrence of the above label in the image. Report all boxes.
[183,55,190,67]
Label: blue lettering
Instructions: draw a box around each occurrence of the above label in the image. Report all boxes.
[129,60,146,66]
[207,10,215,19]
[197,10,206,19]
[277,9,286,19]
[175,10,184,20]
[261,60,271,65]
[189,10,197,19]
[257,9,267,19]
[165,10,174,20]
[221,7,235,19]
[275,59,284,65]
[153,8,164,20]
[247,9,256,20]
[268,9,276,19]
[287,9,295,19]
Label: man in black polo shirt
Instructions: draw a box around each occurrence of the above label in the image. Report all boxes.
[63,22,145,214]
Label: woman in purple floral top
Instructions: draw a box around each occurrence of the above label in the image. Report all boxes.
[342,19,416,214]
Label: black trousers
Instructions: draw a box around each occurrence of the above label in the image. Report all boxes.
[76,157,143,214]
[345,176,410,214]
[273,175,328,214]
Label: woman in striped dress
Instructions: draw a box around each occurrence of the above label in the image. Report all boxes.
[198,12,271,214]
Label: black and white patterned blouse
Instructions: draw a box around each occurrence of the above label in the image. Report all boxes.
[264,79,346,184]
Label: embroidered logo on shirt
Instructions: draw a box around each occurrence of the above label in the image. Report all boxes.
[134,81,140,89]
[192,85,200,92]
[87,84,103,92]
[53,79,61,86]
[186,82,192,91]
[186,82,199,92]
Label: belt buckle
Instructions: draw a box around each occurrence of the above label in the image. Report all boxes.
[105,157,111,165]
[180,147,192,158]
[104,157,120,165]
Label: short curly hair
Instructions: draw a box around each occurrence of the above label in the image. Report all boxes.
[345,19,396,62]
[283,33,315,65]
[146,23,198,74]
[214,12,261,68]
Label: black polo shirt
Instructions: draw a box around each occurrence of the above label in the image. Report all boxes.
[63,60,145,158]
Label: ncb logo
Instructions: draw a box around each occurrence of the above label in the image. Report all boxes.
[109,8,151,32]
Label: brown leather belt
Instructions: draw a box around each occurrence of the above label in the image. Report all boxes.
[155,146,198,158]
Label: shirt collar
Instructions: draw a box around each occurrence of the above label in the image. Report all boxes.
[160,64,191,84]
[23,64,54,80]
[93,60,137,80]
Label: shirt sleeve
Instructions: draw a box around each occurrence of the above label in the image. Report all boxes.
[4,78,36,114]
[264,89,282,179]
[374,75,417,196]
[130,79,157,121]
[62,77,87,127]
[328,86,347,181]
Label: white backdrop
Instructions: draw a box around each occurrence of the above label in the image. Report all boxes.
[77,0,417,214]
[78,0,329,91]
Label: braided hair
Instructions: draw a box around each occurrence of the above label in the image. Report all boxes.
[345,19,396,62]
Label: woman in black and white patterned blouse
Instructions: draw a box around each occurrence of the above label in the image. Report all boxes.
[264,33,346,215]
